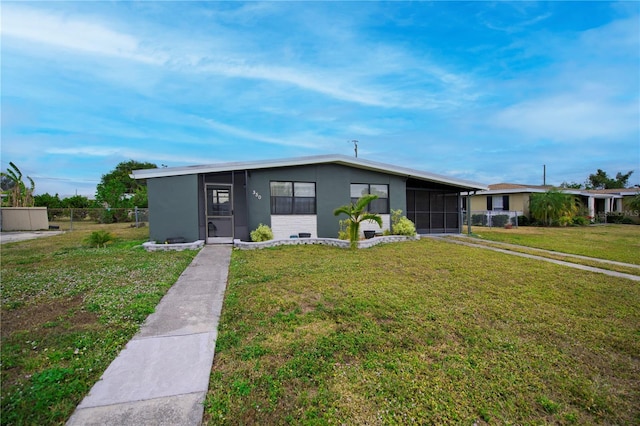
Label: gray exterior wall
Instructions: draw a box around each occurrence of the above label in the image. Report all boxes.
[147,163,460,243]
[148,174,200,242]
[246,164,406,239]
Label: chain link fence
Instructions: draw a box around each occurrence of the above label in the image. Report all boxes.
[46,208,149,231]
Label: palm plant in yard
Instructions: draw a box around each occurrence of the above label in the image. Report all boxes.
[1,162,35,207]
[627,193,640,212]
[333,194,382,249]
[529,189,578,226]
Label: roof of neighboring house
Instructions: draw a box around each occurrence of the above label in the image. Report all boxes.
[473,183,557,195]
[131,154,488,191]
[583,188,640,196]
[474,183,639,198]
[487,183,553,191]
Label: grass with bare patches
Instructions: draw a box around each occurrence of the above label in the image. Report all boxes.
[1,225,198,425]
[470,224,640,265]
[205,239,639,425]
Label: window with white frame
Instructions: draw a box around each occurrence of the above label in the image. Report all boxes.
[487,195,509,211]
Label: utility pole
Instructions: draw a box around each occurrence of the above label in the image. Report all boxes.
[543,164,546,186]
[350,140,358,158]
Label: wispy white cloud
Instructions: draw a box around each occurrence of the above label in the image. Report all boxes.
[481,12,552,34]
[2,2,638,194]
[44,145,212,166]
[1,5,166,65]
[200,117,330,149]
[2,4,477,110]
[198,62,392,108]
[489,13,639,142]
[493,95,638,141]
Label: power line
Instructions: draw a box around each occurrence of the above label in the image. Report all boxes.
[30,175,99,182]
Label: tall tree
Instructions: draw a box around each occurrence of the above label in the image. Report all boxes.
[586,169,634,189]
[559,181,582,189]
[95,160,157,208]
[34,193,62,208]
[627,193,640,212]
[61,195,93,209]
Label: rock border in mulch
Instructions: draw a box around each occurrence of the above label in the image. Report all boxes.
[142,240,205,252]
[234,235,420,250]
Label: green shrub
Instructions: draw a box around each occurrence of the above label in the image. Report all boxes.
[512,215,530,226]
[100,209,115,224]
[491,214,509,227]
[393,217,416,236]
[572,216,589,226]
[390,209,416,236]
[337,219,350,240]
[607,214,625,224]
[558,215,573,227]
[86,230,114,248]
[621,217,635,225]
[472,214,487,226]
[250,224,273,242]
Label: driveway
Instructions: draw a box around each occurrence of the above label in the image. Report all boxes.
[0,231,64,244]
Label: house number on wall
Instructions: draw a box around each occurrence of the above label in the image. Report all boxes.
[252,190,262,200]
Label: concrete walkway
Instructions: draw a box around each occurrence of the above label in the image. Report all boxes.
[67,245,232,426]
[434,236,640,282]
[0,230,64,244]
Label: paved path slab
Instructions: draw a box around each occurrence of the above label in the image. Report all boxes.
[0,231,64,244]
[436,236,640,281]
[67,245,232,426]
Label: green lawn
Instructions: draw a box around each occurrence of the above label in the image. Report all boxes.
[470,224,640,265]
[0,225,198,425]
[205,239,640,425]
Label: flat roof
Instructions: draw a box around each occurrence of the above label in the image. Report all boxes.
[131,154,488,191]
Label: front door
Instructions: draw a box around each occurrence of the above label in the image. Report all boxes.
[206,184,233,241]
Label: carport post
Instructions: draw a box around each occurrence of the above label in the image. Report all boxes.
[467,193,472,235]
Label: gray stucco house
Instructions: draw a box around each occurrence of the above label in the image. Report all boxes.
[131,154,487,243]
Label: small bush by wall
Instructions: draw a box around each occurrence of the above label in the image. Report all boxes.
[390,209,416,236]
[512,215,530,226]
[393,216,416,236]
[492,214,510,228]
[250,224,274,242]
[572,216,590,226]
[472,214,487,226]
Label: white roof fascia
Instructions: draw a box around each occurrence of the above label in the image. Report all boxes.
[473,188,611,197]
[472,188,549,196]
[132,154,487,190]
[585,193,618,199]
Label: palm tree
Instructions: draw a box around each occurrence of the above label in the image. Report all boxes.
[529,189,577,226]
[627,193,640,212]
[1,162,35,207]
[333,194,383,249]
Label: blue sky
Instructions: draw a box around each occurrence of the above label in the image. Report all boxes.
[2,1,639,197]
